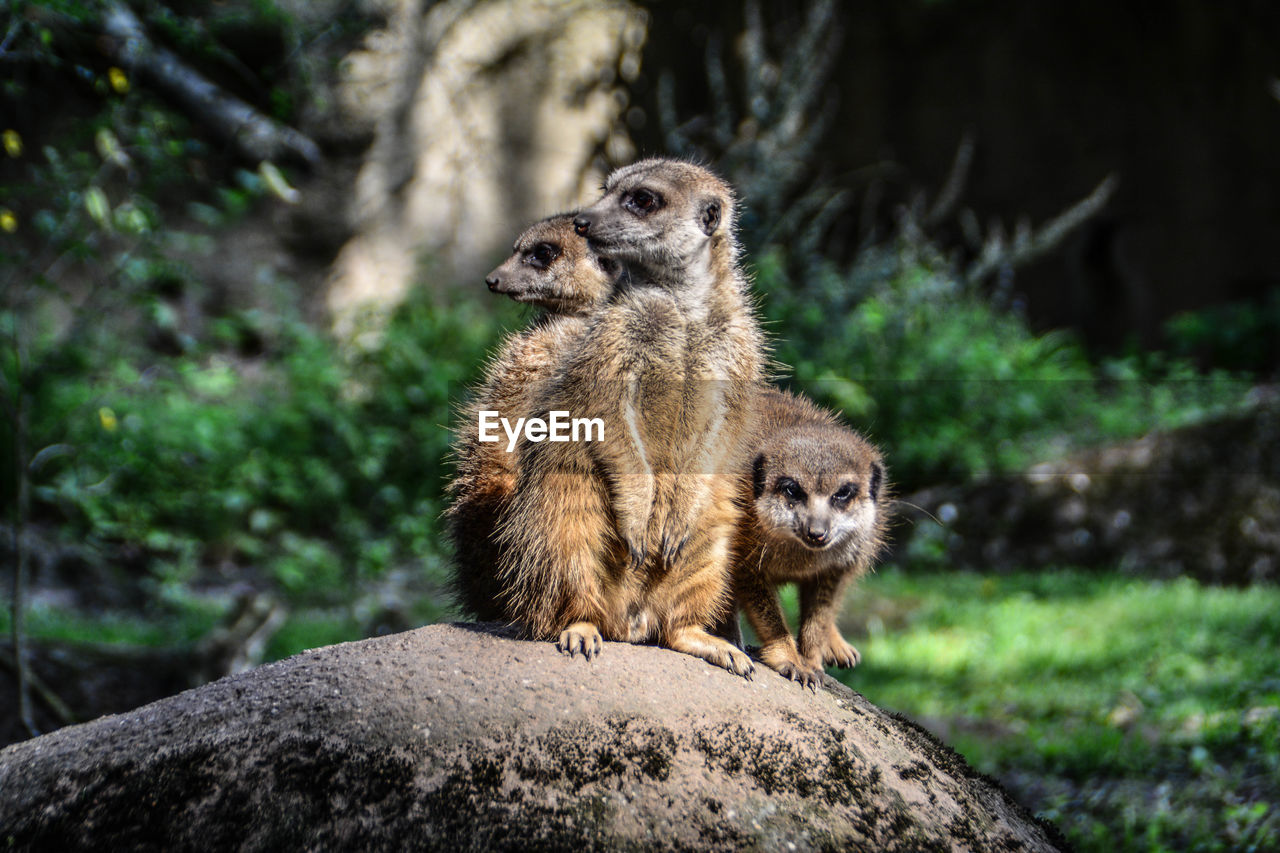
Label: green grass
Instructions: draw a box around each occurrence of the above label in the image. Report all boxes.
[0,600,223,649]
[835,567,1280,852]
[1,598,365,663]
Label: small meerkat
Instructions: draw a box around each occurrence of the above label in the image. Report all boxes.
[495,158,765,678]
[732,387,889,689]
[445,213,620,621]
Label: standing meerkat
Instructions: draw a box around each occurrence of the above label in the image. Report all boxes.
[446,213,621,621]
[732,387,889,688]
[496,158,764,677]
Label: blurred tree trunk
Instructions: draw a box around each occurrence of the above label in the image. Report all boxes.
[323,0,647,343]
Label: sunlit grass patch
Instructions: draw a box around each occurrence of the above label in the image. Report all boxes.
[836,567,1280,851]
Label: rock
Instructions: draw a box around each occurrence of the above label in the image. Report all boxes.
[0,623,1062,850]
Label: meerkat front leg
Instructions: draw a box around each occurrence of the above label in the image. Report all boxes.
[735,564,822,688]
[658,378,730,567]
[591,373,655,568]
[666,625,755,678]
[797,571,861,670]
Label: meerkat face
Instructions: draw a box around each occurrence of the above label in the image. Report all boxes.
[572,159,735,274]
[751,428,884,553]
[484,214,620,315]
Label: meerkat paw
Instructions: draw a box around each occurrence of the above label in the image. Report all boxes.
[557,621,604,660]
[760,639,824,691]
[774,660,825,691]
[614,476,654,568]
[824,638,861,669]
[667,626,755,679]
[616,515,650,570]
[659,529,689,567]
[656,514,694,568]
[803,630,861,670]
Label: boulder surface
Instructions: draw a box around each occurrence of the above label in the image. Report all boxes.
[0,623,1063,851]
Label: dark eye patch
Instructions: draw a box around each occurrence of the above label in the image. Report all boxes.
[776,477,806,503]
[624,188,662,215]
[752,454,767,499]
[831,482,858,507]
[526,242,561,269]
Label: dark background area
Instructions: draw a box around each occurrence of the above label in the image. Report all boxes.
[640,0,1280,356]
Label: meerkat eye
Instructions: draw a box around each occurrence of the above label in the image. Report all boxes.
[831,483,858,508]
[777,478,804,504]
[624,188,662,215]
[527,242,561,269]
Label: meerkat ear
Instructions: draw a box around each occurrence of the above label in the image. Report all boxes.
[869,462,884,502]
[701,200,722,236]
[752,453,767,499]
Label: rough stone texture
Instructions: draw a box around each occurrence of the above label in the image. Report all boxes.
[0,623,1062,851]
[896,395,1280,584]
[325,0,647,343]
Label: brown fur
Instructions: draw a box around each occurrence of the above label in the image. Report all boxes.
[494,159,765,677]
[445,214,618,621]
[731,387,890,688]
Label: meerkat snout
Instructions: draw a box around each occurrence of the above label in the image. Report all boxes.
[803,523,829,548]
[572,215,591,236]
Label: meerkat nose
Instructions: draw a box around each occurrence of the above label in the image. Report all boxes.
[485,275,502,291]
[803,526,829,546]
[573,216,592,236]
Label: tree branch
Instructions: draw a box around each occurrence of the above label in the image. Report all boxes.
[97,2,321,169]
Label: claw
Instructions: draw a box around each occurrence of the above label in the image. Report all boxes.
[558,623,603,662]
[659,533,687,567]
[628,543,648,570]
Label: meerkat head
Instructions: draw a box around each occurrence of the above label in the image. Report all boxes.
[483,213,621,315]
[751,425,886,554]
[571,159,738,279]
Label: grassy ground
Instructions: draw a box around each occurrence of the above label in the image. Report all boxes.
[834,567,1280,852]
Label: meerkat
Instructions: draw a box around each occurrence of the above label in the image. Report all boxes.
[494,158,765,677]
[731,387,889,689]
[446,213,621,621]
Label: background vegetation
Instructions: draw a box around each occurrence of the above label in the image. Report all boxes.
[3,2,1278,850]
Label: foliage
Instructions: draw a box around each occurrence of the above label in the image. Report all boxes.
[2,0,487,613]
[838,567,1280,852]
[13,291,508,604]
[753,242,1246,491]
[1165,288,1280,377]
